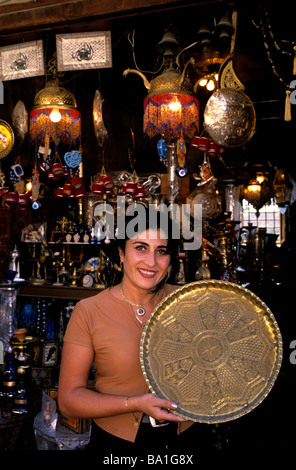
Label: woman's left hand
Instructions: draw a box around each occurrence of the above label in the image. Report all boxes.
[128,393,186,422]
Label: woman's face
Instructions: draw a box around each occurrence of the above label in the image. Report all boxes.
[119,228,171,291]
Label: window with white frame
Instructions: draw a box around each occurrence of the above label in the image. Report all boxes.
[240,198,282,244]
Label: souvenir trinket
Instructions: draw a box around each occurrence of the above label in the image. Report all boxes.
[157,136,168,165]
[176,135,188,177]
[93,90,108,147]
[64,150,82,168]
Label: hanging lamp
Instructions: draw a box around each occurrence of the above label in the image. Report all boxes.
[29,80,81,145]
[29,55,81,145]
[142,62,199,142]
[240,169,273,216]
[123,30,199,142]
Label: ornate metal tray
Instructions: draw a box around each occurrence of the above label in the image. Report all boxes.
[140,281,282,423]
[0,119,14,159]
[203,88,256,147]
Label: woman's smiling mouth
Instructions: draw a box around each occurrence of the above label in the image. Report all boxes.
[138,268,157,277]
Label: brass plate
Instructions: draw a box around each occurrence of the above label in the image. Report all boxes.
[186,188,222,219]
[203,88,256,147]
[0,120,14,159]
[140,281,282,423]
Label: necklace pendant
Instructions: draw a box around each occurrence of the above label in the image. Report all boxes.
[136,307,146,316]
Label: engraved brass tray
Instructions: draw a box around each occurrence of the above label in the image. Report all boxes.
[203,88,256,147]
[140,281,282,423]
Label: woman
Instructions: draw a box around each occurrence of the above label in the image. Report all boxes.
[58,209,194,453]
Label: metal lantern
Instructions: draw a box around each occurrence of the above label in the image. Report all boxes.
[240,175,273,216]
[29,80,81,145]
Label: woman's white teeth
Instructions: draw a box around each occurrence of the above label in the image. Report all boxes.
[139,269,155,275]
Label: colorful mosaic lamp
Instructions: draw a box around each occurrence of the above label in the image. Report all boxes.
[29,79,81,145]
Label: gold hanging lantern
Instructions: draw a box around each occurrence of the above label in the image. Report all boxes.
[29,79,81,145]
[240,170,273,216]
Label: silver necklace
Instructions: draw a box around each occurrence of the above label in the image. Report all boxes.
[120,284,159,316]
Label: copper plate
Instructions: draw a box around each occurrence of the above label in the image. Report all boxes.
[140,281,282,423]
[203,88,256,147]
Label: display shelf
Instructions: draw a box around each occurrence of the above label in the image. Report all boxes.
[17,283,102,300]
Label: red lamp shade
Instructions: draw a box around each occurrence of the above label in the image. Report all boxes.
[143,93,199,142]
[29,80,81,145]
[124,64,199,142]
[30,108,81,145]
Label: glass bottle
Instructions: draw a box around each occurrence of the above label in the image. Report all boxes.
[166,144,179,203]
[12,347,30,414]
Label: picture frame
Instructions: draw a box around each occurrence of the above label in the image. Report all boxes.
[56,31,112,71]
[0,40,44,81]
[42,341,58,367]
[0,0,32,4]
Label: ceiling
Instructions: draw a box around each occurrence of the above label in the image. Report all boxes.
[0,0,295,183]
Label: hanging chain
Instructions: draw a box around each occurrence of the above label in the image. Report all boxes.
[251,7,294,89]
[262,7,295,56]
[46,53,65,81]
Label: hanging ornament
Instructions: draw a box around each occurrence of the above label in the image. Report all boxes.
[93,90,108,147]
[285,90,292,122]
[10,162,23,184]
[11,101,28,143]
[51,150,65,178]
[0,166,6,188]
[176,135,188,177]
[38,131,52,173]
[31,165,40,209]
[10,157,25,193]
[254,8,293,122]
[128,127,136,173]
[157,136,168,165]
[293,45,296,76]
[193,155,217,188]
[64,150,82,169]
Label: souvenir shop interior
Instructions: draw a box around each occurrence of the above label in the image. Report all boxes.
[0,0,295,456]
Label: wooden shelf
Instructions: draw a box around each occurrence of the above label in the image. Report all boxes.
[17,283,103,300]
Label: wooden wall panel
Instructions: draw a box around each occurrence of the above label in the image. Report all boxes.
[0,0,203,41]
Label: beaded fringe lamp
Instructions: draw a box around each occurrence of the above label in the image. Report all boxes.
[29,79,81,145]
[142,64,199,142]
[123,27,199,143]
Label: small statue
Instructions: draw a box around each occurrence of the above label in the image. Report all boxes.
[36,238,52,280]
